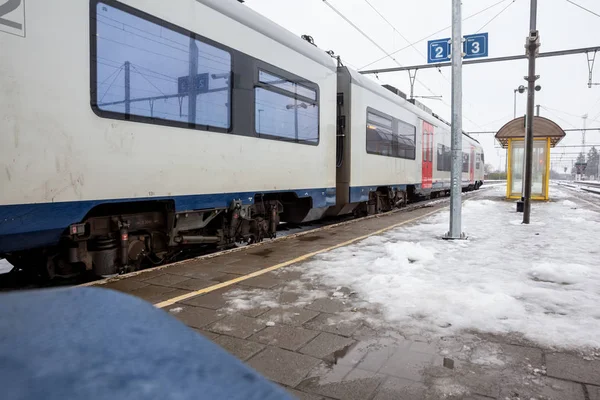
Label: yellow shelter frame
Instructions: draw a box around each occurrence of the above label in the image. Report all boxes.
[506,137,551,201]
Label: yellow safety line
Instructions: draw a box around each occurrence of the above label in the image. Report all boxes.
[154,206,444,309]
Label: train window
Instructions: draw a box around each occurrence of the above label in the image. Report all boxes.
[258,71,317,101]
[476,153,481,169]
[366,108,416,160]
[255,70,319,144]
[437,144,452,172]
[91,1,232,130]
[437,144,443,171]
[462,153,469,173]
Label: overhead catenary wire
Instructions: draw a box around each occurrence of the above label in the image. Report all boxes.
[565,0,600,19]
[358,0,510,71]
[322,0,486,130]
[321,0,440,99]
[474,0,517,33]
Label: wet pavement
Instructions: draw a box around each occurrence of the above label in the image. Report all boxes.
[91,191,600,399]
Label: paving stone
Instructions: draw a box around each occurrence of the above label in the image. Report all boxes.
[298,366,385,400]
[546,352,600,385]
[169,278,216,291]
[499,377,585,400]
[180,289,231,309]
[238,275,284,289]
[167,304,223,329]
[588,384,600,400]
[237,305,271,318]
[129,284,184,303]
[210,273,242,283]
[101,279,149,293]
[247,347,321,387]
[266,268,305,281]
[129,269,171,281]
[207,314,266,339]
[355,339,411,373]
[409,340,439,355]
[218,263,261,275]
[145,288,190,303]
[497,342,543,367]
[299,332,356,360]
[250,325,319,351]
[449,365,501,399]
[285,388,330,400]
[142,273,190,287]
[305,298,348,314]
[303,313,362,337]
[191,328,220,340]
[534,377,585,400]
[379,348,437,382]
[166,264,227,280]
[259,307,320,327]
[372,377,427,400]
[213,335,266,361]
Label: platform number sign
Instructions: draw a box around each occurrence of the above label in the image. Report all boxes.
[427,33,488,63]
[427,38,452,63]
[0,0,25,37]
[463,33,488,60]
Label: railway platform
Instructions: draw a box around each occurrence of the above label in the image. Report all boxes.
[85,185,600,400]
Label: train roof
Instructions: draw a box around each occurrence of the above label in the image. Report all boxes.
[342,67,481,145]
[197,0,337,71]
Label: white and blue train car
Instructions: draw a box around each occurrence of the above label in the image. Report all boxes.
[331,66,484,216]
[0,0,337,276]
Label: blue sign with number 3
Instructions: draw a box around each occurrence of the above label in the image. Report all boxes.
[464,33,488,59]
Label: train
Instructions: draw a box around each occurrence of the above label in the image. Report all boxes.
[0,0,484,279]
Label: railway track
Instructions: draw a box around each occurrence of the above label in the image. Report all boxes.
[0,186,495,292]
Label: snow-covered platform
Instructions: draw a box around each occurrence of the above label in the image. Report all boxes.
[82,185,600,399]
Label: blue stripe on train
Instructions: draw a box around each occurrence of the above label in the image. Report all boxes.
[0,187,336,253]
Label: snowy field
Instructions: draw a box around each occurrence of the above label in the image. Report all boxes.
[303,185,600,350]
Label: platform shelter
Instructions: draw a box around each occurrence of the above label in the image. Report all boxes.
[495,116,565,201]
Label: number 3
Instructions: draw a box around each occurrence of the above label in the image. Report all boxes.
[471,42,480,54]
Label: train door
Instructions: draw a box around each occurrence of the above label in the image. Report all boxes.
[470,146,475,184]
[422,121,434,189]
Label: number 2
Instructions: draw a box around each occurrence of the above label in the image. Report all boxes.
[0,0,22,30]
[435,46,444,58]
[471,42,480,54]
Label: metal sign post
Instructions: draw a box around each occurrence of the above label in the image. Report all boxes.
[522,0,540,224]
[425,7,490,239]
[446,0,465,239]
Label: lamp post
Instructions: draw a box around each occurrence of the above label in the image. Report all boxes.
[513,85,526,119]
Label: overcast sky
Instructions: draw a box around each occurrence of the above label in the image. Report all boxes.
[245,0,600,172]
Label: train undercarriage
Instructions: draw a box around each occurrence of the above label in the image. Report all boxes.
[1,182,482,281]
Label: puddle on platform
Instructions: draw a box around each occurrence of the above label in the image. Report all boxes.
[249,248,273,257]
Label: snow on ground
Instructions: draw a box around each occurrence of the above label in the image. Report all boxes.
[303,185,600,350]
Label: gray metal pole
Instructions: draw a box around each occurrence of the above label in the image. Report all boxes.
[447,0,464,239]
[188,39,198,125]
[124,61,130,115]
[513,89,517,119]
[522,0,539,224]
[536,104,540,116]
